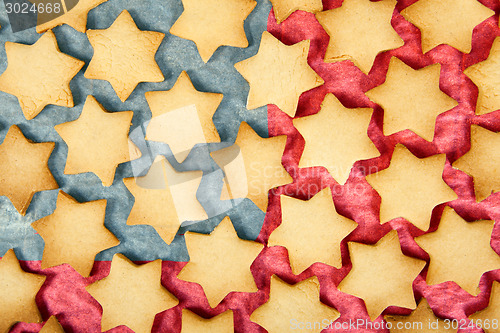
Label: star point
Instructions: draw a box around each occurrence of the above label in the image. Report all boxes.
[235,31,324,117]
[316,0,403,73]
[401,0,495,53]
[0,31,84,120]
[170,0,257,62]
[0,125,58,215]
[269,0,323,23]
[415,207,500,295]
[338,230,426,320]
[85,10,165,101]
[366,57,458,141]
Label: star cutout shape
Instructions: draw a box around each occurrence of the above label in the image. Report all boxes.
[124,156,206,245]
[315,0,403,74]
[268,187,357,274]
[181,309,234,332]
[0,250,46,332]
[55,96,135,186]
[269,0,322,24]
[85,10,165,101]
[401,0,495,53]
[211,121,292,212]
[470,281,500,331]
[0,125,58,215]
[385,298,456,333]
[32,191,119,277]
[464,37,500,115]
[251,275,339,332]
[170,0,257,62]
[293,93,379,184]
[177,217,264,307]
[145,71,223,162]
[366,57,458,141]
[453,125,500,202]
[86,254,179,332]
[235,31,324,117]
[338,230,426,320]
[40,316,65,333]
[0,31,84,120]
[366,144,457,231]
[415,207,500,296]
[34,0,109,33]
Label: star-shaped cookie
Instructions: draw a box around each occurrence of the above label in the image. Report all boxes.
[32,191,119,277]
[55,96,135,186]
[235,31,324,117]
[85,10,165,101]
[464,37,500,115]
[293,93,379,184]
[269,0,322,24]
[453,125,500,202]
[181,309,234,332]
[170,0,257,62]
[251,275,339,333]
[268,187,357,274]
[0,31,84,120]
[401,0,495,53]
[0,125,58,215]
[316,0,403,73]
[365,144,457,231]
[177,217,263,307]
[0,250,46,332]
[145,71,223,162]
[366,57,458,142]
[210,121,292,212]
[39,316,65,333]
[86,254,179,332]
[415,207,500,296]
[338,230,426,320]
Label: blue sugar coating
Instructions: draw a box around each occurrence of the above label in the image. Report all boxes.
[0,0,271,261]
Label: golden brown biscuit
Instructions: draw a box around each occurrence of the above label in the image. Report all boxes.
[124,156,206,245]
[0,31,84,120]
[85,10,164,102]
[338,230,426,320]
[293,93,379,184]
[464,37,500,115]
[366,144,457,231]
[268,187,357,273]
[401,0,494,53]
[366,57,458,142]
[269,0,322,24]
[86,254,178,332]
[181,309,234,332]
[385,298,456,333]
[235,31,324,117]
[316,0,403,73]
[0,125,58,215]
[0,249,46,332]
[470,281,500,333]
[39,316,65,333]
[211,121,292,212]
[177,217,263,307]
[55,96,136,186]
[251,275,339,333]
[170,0,256,62]
[32,191,119,277]
[415,207,500,296]
[453,125,500,202]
